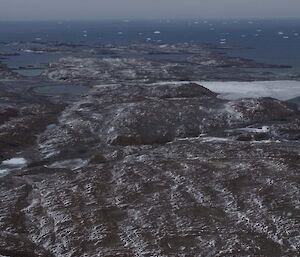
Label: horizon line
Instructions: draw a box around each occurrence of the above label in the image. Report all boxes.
[1,17,300,22]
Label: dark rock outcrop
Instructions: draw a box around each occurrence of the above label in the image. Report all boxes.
[0,80,300,256]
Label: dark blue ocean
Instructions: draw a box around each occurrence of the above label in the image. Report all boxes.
[0,19,300,70]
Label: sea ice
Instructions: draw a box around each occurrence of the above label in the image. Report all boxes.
[152,80,300,103]
[278,32,284,35]
[198,81,300,101]
[153,31,161,34]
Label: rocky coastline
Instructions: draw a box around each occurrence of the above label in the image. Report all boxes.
[0,42,300,256]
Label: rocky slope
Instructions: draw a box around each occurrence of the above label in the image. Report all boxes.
[0,82,300,256]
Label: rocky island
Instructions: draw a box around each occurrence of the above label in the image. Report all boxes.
[0,42,300,256]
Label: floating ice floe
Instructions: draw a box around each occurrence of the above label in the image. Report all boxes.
[146,38,152,41]
[23,49,44,53]
[241,35,246,38]
[294,33,299,36]
[257,29,262,32]
[117,32,123,35]
[278,31,284,35]
[283,36,289,39]
[153,31,161,34]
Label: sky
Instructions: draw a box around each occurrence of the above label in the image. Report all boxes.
[0,0,300,21]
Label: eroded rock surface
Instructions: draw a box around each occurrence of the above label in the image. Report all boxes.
[1,81,300,256]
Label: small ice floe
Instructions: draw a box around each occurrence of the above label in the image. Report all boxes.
[0,157,27,176]
[23,49,44,53]
[248,21,254,24]
[294,33,299,36]
[153,31,161,34]
[34,37,42,41]
[47,158,88,171]
[82,34,88,37]
[278,31,284,35]
[241,35,246,38]
[194,21,199,24]
[209,28,215,31]
[257,29,262,32]
[117,31,123,35]
[283,36,289,39]
[254,34,259,37]
[146,37,152,41]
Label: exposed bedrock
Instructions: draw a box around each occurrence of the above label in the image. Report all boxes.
[43,82,297,149]
[1,82,300,256]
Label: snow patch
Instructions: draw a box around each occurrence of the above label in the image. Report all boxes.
[0,157,27,176]
[47,158,88,170]
[2,157,27,166]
